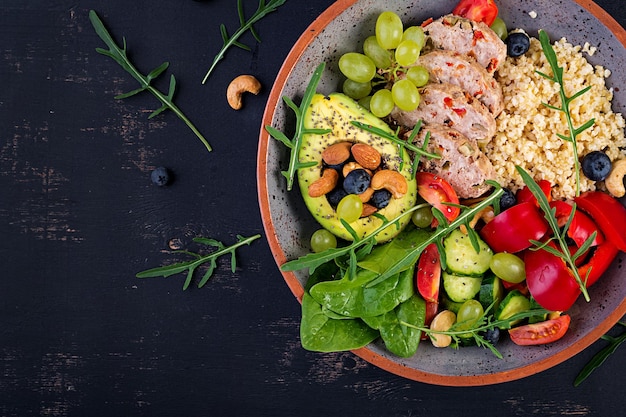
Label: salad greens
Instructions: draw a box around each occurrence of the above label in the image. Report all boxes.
[89,10,211,152]
[136,234,261,290]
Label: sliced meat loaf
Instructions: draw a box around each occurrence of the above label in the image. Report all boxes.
[411,124,495,198]
[422,14,506,73]
[391,82,496,145]
[417,50,503,116]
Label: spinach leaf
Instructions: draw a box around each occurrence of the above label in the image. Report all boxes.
[362,295,426,358]
[300,292,379,352]
[309,265,415,318]
[357,226,432,274]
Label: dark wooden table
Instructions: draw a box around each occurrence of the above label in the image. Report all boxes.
[2,0,625,415]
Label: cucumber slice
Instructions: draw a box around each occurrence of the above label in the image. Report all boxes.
[443,229,493,276]
[442,271,482,303]
[495,290,530,326]
[441,293,464,314]
[479,272,504,312]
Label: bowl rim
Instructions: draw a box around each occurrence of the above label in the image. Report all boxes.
[257,0,626,386]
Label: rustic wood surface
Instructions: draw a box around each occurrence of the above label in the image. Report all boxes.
[1,0,625,415]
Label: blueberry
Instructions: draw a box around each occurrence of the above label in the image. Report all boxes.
[370,189,392,209]
[151,166,170,186]
[343,169,371,194]
[326,187,348,208]
[484,327,500,345]
[506,32,530,57]
[581,151,612,181]
[499,188,517,211]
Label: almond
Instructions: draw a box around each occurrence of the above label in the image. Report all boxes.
[351,143,382,170]
[360,203,378,218]
[322,141,352,166]
[308,168,339,198]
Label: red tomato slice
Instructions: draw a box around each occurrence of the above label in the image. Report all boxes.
[452,0,499,26]
[524,243,581,311]
[509,315,571,346]
[416,172,460,223]
[479,201,548,253]
[516,179,552,206]
[416,243,441,303]
[574,191,626,252]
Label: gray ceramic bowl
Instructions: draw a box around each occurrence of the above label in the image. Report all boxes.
[258,0,626,385]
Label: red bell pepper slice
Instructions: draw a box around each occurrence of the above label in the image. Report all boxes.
[549,200,604,247]
[517,179,552,206]
[578,240,619,287]
[479,201,548,253]
[574,191,626,252]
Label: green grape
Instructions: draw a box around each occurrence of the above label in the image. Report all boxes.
[369,89,394,118]
[395,39,420,66]
[338,52,376,83]
[342,78,372,100]
[411,205,433,228]
[489,252,526,283]
[375,11,403,50]
[490,17,508,41]
[406,65,429,87]
[336,194,363,223]
[391,79,420,111]
[402,26,426,51]
[363,36,392,69]
[310,229,338,253]
[358,95,372,111]
[455,299,484,331]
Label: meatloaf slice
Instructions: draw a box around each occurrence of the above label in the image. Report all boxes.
[391,82,496,145]
[411,124,496,198]
[417,50,503,116]
[423,14,506,73]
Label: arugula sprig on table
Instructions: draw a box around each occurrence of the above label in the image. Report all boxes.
[516,166,595,302]
[265,62,332,191]
[89,10,211,152]
[202,0,286,84]
[575,321,626,386]
[536,29,595,197]
[136,234,261,290]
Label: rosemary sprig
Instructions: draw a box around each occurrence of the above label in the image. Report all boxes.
[202,0,286,84]
[403,307,551,359]
[136,234,261,290]
[89,10,211,152]
[264,62,332,191]
[536,29,595,197]
[575,321,626,386]
[516,166,595,302]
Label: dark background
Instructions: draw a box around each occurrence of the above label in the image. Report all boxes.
[1,0,625,416]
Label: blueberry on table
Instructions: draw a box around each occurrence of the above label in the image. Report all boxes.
[151,166,171,186]
[581,151,612,181]
[506,32,530,57]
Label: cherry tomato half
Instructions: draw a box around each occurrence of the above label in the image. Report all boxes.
[479,201,548,253]
[574,191,626,252]
[524,243,581,311]
[416,243,441,303]
[509,315,571,346]
[416,172,460,224]
[452,0,499,26]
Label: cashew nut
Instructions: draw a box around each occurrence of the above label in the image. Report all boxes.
[226,75,261,110]
[605,158,626,198]
[308,168,339,198]
[371,170,408,199]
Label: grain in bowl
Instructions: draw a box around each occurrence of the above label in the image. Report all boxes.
[486,36,626,200]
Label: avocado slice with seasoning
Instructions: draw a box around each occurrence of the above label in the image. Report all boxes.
[298,93,417,243]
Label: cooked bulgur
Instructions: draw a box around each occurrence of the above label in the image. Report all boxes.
[486,36,626,200]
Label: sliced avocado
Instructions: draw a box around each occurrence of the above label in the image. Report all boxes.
[299,93,417,243]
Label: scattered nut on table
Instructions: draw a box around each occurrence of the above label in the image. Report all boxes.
[227,75,261,110]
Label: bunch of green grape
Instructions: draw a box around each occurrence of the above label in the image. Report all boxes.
[338,11,430,118]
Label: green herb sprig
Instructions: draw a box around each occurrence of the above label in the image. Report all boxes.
[575,321,626,386]
[536,29,595,197]
[89,10,211,152]
[136,234,261,290]
[202,0,286,84]
[517,166,595,302]
[403,307,550,359]
[265,62,332,191]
